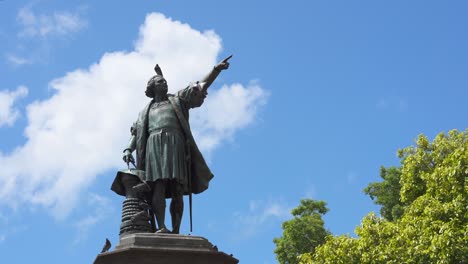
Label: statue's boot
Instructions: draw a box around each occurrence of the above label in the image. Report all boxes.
[156,227,170,233]
[152,180,168,232]
[153,203,168,232]
[170,197,183,234]
[171,212,182,234]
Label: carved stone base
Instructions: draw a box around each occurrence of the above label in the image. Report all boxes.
[93,233,239,264]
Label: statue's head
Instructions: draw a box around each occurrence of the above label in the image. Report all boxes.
[145,64,168,98]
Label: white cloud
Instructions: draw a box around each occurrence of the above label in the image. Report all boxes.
[73,194,113,244]
[5,54,32,66]
[233,199,290,239]
[192,82,268,153]
[0,212,6,243]
[0,13,268,220]
[17,6,87,38]
[0,86,28,127]
[0,212,28,244]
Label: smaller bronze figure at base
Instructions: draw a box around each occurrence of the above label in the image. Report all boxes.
[121,55,231,234]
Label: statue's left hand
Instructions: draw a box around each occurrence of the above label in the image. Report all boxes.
[215,54,232,71]
[123,149,135,165]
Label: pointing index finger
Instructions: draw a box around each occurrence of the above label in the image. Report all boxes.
[222,54,233,63]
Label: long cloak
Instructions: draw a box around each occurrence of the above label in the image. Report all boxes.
[133,89,213,196]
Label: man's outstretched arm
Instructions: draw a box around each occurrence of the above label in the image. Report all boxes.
[199,54,232,93]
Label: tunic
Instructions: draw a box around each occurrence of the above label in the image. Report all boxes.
[130,84,214,197]
[145,100,187,185]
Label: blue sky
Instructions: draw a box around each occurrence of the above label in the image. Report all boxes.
[1,1,467,263]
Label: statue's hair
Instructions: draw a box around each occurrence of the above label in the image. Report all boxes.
[145,64,164,98]
[145,75,166,98]
[145,87,154,98]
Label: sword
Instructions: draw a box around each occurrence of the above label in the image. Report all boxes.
[187,139,193,233]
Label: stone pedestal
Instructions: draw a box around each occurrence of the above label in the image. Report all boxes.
[93,233,239,264]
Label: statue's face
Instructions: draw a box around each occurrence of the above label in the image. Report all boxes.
[151,76,168,96]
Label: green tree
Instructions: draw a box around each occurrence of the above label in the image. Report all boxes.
[300,130,468,264]
[303,235,360,264]
[363,166,404,221]
[273,199,330,264]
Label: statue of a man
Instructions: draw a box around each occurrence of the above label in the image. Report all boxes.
[122,56,231,234]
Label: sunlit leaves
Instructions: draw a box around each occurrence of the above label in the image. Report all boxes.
[364,166,404,221]
[302,129,468,264]
[274,199,330,264]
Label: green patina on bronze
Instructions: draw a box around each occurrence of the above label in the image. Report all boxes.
[132,88,213,196]
[113,55,232,234]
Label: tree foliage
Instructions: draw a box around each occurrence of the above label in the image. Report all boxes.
[300,130,468,264]
[273,199,330,264]
[364,166,404,221]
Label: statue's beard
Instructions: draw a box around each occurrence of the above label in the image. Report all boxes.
[153,86,168,100]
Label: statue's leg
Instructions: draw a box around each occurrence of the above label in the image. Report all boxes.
[169,181,184,234]
[152,180,168,232]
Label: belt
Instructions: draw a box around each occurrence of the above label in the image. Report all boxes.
[149,127,183,135]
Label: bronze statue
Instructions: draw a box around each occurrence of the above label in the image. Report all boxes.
[121,55,231,234]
